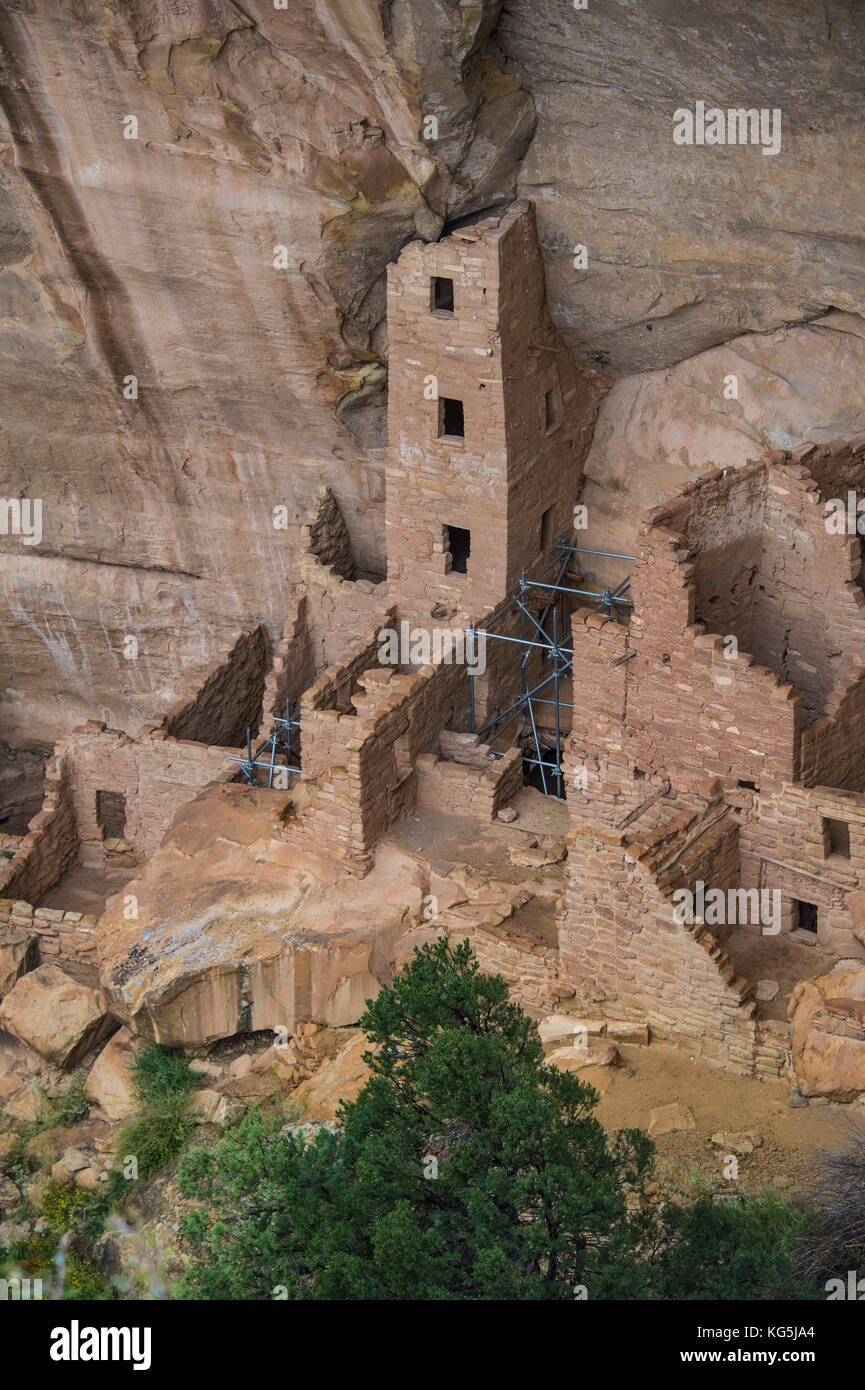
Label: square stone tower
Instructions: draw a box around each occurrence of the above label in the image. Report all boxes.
[385,200,595,624]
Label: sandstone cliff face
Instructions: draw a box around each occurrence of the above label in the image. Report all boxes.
[1,0,863,746]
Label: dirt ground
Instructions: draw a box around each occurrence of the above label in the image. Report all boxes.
[38,863,133,915]
[594,1042,861,1198]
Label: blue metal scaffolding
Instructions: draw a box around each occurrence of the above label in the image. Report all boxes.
[468,539,633,798]
[225,698,301,787]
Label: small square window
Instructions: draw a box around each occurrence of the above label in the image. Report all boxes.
[431,276,454,314]
[545,387,560,432]
[445,525,470,574]
[540,505,555,551]
[438,396,464,440]
[824,817,850,857]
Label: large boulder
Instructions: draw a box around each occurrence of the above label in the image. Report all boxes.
[0,963,116,1069]
[0,928,38,1001]
[789,966,865,1102]
[83,1027,140,1120]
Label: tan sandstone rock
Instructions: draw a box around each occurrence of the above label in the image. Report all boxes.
[0,928,39,1001]
[83,1028,140,1121]
[789,966,865,1101]
[648,1103,697,1137]
[293,1032,370,1122]
[0,964,115,1069]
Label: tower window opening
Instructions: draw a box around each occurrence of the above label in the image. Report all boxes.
[445,525,470,574]
[545,388,560,432]
[824,817,850,858]
[431,276,455,314]
[438,397,465,440]
[540,506,555,551]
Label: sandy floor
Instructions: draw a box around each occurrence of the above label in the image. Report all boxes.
[595,1042,861,1196]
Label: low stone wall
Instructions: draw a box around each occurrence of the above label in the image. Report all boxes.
[0,897,97,967]
[416,738,522,821]
[0,752,77,904]
[289,657,466,872]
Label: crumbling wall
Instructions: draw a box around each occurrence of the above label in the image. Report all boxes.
[0,751,77,903]
[560,804,760,1074]
[164,625,269,747]
[305,485,356,580]
[740,783,865,957]
[289,656,466,871]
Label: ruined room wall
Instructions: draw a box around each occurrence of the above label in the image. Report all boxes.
[260,592,316,733]
[163,625,269,747]
[568,513,801,814]
[298,608,395,782]
[59,725,235,868]
[740,783,865,958]
[560,807,760,1075]
[0,750,77,903]
[289,657,466,871]
[752,449,865,728]
[683,465,765,647]
[0,897,96,968]
[305,485,357,581]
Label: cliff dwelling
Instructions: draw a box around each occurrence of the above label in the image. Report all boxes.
[3,0,865,1317]
[0,198,863,1112]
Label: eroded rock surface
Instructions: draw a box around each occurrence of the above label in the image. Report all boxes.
[1,2,863,740]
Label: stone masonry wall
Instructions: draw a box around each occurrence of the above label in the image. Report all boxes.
[164,625,269,747]
[0,896,97,968]
[560,804,760,1074]
[0,751,77,904]
[385,201,599,627]
[415,741,522,821]
[288,657,466,872]
[58,724,236,869]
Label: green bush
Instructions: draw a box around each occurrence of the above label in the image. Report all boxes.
[650,1186,815,1300]
[130,1043,198,1107]
[113,1043,197,1185]
[117,1107,195,1186]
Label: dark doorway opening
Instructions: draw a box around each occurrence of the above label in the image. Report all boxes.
[445,525,471,574]
[824,817,850,857]
[96,789,127,840]
[794,899,818,935]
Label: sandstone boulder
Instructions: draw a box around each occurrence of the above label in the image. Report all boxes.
[0,928,39,1000]
[789,966,865,1101]
[84,1028,140,1121]
[0,964,116,1069]
[547,1042,619,1073]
